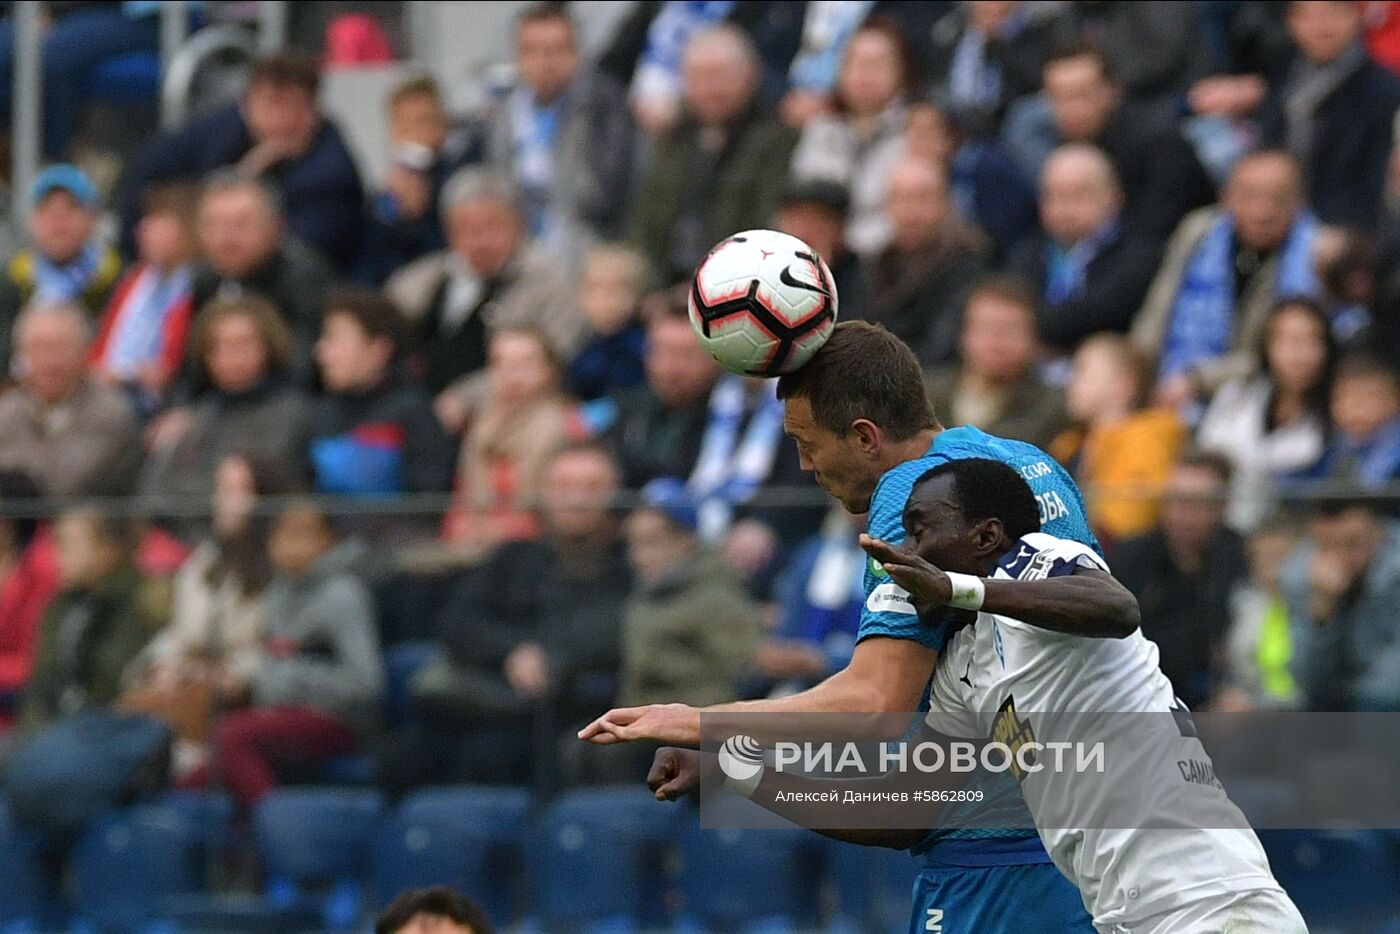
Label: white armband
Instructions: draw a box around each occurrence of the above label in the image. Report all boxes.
[944,572,986,611]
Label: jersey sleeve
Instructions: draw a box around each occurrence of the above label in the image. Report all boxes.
[858,461,950,652]
[994,532,1109,581]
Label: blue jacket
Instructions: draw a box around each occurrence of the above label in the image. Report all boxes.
[121,103,365,269]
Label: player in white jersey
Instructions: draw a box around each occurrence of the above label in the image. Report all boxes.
[650,458,1306,933]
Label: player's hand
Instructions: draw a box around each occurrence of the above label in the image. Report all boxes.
[859,534,952,613]
[577,703,701,746]
[647,746,716,801]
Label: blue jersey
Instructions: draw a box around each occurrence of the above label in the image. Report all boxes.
[858,426,1102,864]
[860,426,1101,654]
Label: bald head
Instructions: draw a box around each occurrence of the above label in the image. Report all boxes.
[15,301,91,404]
[683,25,760,126]
[1225,151,1303,252]
[1040,144,1122,245]
[887,157,951,251]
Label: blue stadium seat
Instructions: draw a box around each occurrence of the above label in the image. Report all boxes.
[825,838,920,932]
[70,803,204,932]
[1260,829,1400,928]
[675,822,820,932]
[529,786,682,930]
[0,801,52,930]
[372,786,531,928]
[255,788,387,931]
[319,754,379,785]
[87,52,162,105]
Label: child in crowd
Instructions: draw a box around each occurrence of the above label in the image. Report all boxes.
[208,502,383,808]
[1296,354,1400,487]
[1051,334,1187,544]
[0,165,123,368]
[566,244,649,401]
[1215,517,1301,712]
[91,184,199,415]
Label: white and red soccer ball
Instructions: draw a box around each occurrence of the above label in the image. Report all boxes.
[688,229,839,377]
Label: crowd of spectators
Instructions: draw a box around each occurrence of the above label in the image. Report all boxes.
[1,2,1400,857]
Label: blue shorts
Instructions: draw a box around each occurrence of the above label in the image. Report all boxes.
[908,861,1095,934]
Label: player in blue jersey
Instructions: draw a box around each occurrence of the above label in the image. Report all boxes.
[580,322,1123,933]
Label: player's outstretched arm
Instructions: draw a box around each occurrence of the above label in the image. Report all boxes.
[861,535,1139,638]
[579,636,938,746]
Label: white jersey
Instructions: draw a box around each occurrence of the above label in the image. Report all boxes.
[925,533,1289,932]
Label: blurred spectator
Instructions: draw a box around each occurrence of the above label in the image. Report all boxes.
[210,502,382,808]
[927,1,1058,136]
[790,18,913,255]
[925,276,1067,450]
[1312,225,1377,349]
[190,173,334,383]
[0,3,166,159]
[480,4,636,264]
[1048,2,1210,117]
[614,1,744,138]
[309,290,453,497]
[1215,516,1301,711]
[1293,353,1400,487]
[1199,297,1332,530]
[903,98,1037,261]
[600,291,720,488]
[1115,450,1246,708]
[122,454,291,776]
[0,166,123,369]
[1051,334,1187,543]
[742,508,863,697]
[404,444,629,785]
[776,1,876,126]
[0,302,141,497]
[1134,151,1320,406]
[1366,0,1400,74]
[1281,497,1400,710]
[619,482,763,708]
[20,513,159,732]
[629,24,798,282]
[1010,144,1158,353]
[1261,0,1400,227]
[122,53,365,269]
[361,76,472,283]
[0,472,55,702]
[141,297,311,525]
[1005,43,1214,243]
[442,329,581,557]
[387,168,578,399]
[91,184,198,415]
[376,886,494,934]
[773,178,866,320]
[860,157,988,367]
[567,244,648,402]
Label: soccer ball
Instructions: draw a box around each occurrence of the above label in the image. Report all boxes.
[688,229,838,377]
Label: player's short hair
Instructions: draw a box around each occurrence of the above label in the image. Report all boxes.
[776,321,938,441]
[388,74,442,111]
[375,886,493,934]
[323,288,405,356]
[912,458,1042,542]
[248,53,321,97]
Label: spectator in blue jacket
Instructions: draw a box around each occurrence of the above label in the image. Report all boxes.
[1295,354,1400,488]
[120,53,365,270]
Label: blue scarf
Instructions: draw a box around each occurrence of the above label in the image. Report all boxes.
[688,375,786,541]
[1043,218,1121,307]
[32,243,100,303]
[1159,212,1320,379]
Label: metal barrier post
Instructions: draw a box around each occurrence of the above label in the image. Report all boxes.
[159,1,189,129]
[10,0,42,223]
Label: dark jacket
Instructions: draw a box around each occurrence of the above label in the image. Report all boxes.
[1097,107,1216,244]
[568,323,647,402]
[629,104,797,282]
[1261,55,1400,228]
[603,385,713,489]
[21,565,161,731]
[928,5,1058,135]
[189,239,334,384]
[307,372,454,496]
[1113,527,1248,708]
[1010,226,1162,352]
[121,103,365,269]
[860,225,989,367]
[950,141,1039,261]
[439,535,632,722]
[925,366,1069,451]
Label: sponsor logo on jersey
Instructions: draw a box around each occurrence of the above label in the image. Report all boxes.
[866,581,915,615]
[989,695,1038,782]
[869,555,890,579]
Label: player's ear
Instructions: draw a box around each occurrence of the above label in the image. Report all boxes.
[849,418,882,456]
[973,518,1004,557]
